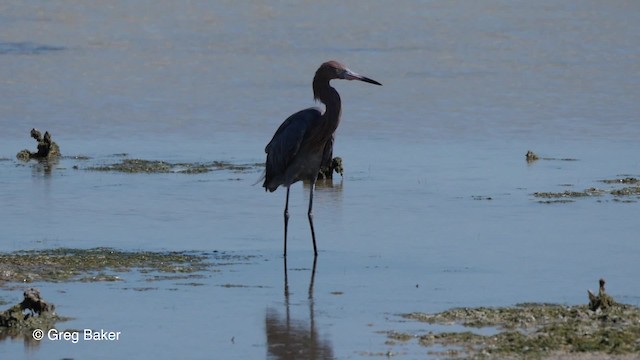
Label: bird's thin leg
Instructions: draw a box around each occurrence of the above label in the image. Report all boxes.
[309,256,317,300]
[307,180,318,257]
[284,187,290,257]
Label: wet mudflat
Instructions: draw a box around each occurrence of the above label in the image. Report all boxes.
[1,150,639,360]
[1,1,640,359]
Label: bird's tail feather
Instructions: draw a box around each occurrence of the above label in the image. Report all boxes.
[253,170,266,188]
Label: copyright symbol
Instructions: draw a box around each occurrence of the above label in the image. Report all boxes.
[32,329,44,341]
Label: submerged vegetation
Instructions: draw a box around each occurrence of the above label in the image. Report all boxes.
[533,177,640,203]
[0,247,212,284]
[85,157,343,180]
[86,159,262,174]
[533,188,605,201]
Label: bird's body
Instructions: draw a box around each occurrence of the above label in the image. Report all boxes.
[262,60,381,257]
[263,107,331,191]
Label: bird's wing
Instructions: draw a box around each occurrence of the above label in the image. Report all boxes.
[264,108,322,187]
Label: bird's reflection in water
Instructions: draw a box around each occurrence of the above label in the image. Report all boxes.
[304,177,343,205]
[309,177,342,191]
[265,258,334,360]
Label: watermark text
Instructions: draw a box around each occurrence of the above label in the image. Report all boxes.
[32,328,122,343]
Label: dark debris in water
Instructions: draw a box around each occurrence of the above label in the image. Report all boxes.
[472,195,493,201]
[217,283,268,289]
[145,274,211,282]
[601,177,639,185]
[537,199,576,204]
[0,42,65,55]
[602,177,640,198]
[525,150,578,163]
[0,247,211,284]
[525,150,539,163]
[85,158,263,174]
[393,279,640,358]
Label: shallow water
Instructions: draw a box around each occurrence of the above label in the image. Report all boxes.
[1,1,639,359]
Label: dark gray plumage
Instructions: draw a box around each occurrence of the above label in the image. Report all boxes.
[262,60,381,257]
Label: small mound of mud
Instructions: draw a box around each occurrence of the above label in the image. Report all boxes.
[16,128,60,161]
[588,278,616,311]
[525,150,579,163]
[525,150,539,163]
[0,288,67,338]
[393,279,640,358]
[86,158,262,174]
[317,157,343,180]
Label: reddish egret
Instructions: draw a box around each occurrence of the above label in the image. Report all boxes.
[262,60,381,257]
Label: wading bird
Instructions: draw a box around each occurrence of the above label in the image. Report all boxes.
[262,61,381,257]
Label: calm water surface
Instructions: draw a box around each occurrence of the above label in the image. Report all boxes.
[1,1,639,359]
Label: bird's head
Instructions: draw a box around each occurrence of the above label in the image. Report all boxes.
[317,61,382,86]
[314,61,381,101]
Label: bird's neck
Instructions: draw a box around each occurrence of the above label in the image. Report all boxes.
[313,80,342,132]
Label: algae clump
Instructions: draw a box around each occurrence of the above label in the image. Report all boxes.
[0,247,209,284]
[86,158,262,174]
[395,279,640,358]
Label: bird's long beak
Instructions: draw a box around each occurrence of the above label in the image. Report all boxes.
[344,69,382,86]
